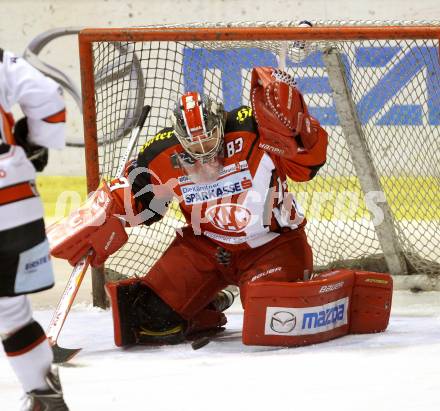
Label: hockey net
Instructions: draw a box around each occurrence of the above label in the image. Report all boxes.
[78,21,440,304]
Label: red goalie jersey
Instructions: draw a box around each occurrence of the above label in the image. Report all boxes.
[50,67,328,265]
[120,103,327,250]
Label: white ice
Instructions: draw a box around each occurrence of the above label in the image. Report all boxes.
[1,291,440,411]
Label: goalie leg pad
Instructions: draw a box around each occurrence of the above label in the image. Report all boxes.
[105,278,185,347]
[242,269,393,347]
[242,270,354,346]
[350,271,393,334]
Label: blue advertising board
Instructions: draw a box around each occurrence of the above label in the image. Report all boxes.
[182,47,440,126]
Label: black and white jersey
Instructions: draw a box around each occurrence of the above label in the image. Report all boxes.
[0,48,66,233]
[0,50,63,295]
[0,144,43,231]
[0,143,54,296]
[0,48,66,148]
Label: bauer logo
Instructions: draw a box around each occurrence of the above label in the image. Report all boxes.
[319,281,345,294]
[265,298,348,336]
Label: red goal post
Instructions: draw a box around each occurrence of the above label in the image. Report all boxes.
[78,22,440,306]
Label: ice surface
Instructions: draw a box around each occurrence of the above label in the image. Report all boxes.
[1,291,440,411]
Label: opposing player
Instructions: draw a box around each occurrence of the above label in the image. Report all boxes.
[0,49,69,410]
[50,66,392,348]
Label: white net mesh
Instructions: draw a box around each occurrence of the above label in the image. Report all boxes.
[84,20,440,281]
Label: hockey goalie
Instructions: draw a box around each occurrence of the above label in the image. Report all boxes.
[48,67,393,348]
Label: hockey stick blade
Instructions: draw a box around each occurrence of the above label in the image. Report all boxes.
[52,343,82,364]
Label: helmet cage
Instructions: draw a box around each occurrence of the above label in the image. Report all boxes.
[171,93,225,162]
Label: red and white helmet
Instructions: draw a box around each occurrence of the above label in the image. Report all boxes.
[171,92,225,162]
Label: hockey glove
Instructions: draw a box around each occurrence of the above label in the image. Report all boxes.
[250,66,319,158]
[13,117,49,172]
[47,181,128,267]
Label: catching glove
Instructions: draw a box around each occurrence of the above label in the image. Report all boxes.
[250,66,319,158]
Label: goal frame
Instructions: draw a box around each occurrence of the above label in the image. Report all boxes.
[78,25,440,307]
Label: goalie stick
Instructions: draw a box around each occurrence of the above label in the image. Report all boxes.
[48,105,151,363]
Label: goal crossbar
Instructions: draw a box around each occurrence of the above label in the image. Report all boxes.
[79,26,440,42]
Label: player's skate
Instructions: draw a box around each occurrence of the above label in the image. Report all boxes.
[21,365,69,411]
[184,288,235,341]
[106,279,235,346]
[136,289,234,344]
[209,288,236,313]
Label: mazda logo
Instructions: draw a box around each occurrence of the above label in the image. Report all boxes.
[270,311,297,333]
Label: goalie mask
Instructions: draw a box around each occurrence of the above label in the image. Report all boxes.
[171,92,225,163]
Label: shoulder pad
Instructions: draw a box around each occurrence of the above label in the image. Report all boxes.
[137,127,179,165]
[225,106,257,133]
[139,127,177,154]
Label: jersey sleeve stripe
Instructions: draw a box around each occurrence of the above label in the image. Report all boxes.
[0,107,16,144]
[245,135,259,162]
[0,181,38,206]
[42,108,66,123]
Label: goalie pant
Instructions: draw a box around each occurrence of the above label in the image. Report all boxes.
[106,224,313,346]
[142,225,313,319]
[0,48,66,396]
[106,225,392,347]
